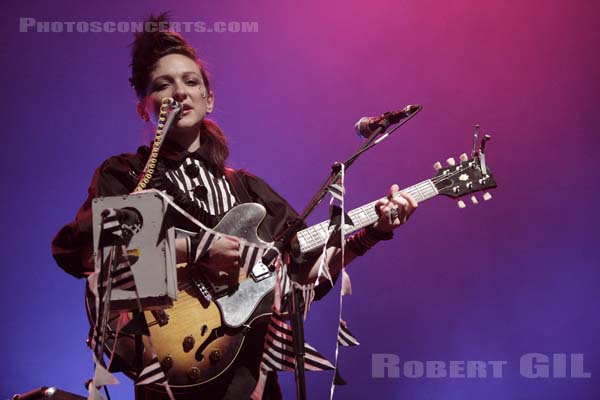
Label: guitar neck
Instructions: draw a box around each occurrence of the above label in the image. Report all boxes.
[297,179,439,253]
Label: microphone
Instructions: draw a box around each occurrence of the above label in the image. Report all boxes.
[101,207,143,228]
[99,207,143,246]
[355,104,421,138]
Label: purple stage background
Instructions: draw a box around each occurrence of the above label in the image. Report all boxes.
[2,0,599,399]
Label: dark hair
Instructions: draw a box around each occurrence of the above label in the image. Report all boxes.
[129,12,229,173]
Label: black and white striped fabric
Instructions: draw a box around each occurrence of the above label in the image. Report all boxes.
[136,357,167,385]
[187,230,272,273]
[165,157,236,217]
[110,247,136,290]
[99,208,132,247]
[240,244,267,275]
[100,208,123,238]
[187,230,218,264]
[97,245,136,291]
[337,320,360,347]
[261,311,334,372]
[327,182,344,202]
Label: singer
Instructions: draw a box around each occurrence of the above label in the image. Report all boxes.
[51,13,417,400]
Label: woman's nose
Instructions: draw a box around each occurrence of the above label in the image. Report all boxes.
[172,83,187,101]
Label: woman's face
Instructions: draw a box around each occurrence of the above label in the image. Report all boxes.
[142,53,214,131]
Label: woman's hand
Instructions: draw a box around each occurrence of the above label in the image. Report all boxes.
[373,184,418,233]
[204,235,241,276]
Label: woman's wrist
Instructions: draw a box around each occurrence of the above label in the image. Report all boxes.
[346,225,394,256]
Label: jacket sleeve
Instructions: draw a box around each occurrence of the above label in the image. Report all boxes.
[51,156,137,279]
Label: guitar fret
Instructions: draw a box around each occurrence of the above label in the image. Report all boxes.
[418,181,434,201]
[316,223,327,239]
[407,184,421,202]
[298,179,443,253]
[427,180,439,197]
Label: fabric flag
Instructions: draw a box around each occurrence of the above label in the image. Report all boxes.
[241,243,266,274]
[92,361,119,387]
[109,246,136,290]
[98,208,124,246]
[189,229,218,264]
[327,183,344,202]
[251,260,333,399]
[96,246,136,292]
[136,357,168,385]
[333,367,347,386]
[98,208,140,247]
[341,270,352,296]
[261,311,334,372]
[337,320,360,347]
[121,312,150,336]
[86,382,105,400]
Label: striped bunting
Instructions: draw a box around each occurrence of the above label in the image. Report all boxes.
[327,182,344,201]
[278,263,291,298]
[135,357,167,385]
[261,311,334,372]
[92,361,119,386]
[189,231,272,281]
[98,209,124,246]
[241,244,266,276]
[98,246,136,291]
[337,320,360,347]
[110,248,135,290]
[189,230,218,264]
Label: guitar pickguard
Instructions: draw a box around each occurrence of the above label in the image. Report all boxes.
[216,273,276,327]
[208,203,278,327]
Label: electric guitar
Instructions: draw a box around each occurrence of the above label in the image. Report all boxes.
[86,143,497,389]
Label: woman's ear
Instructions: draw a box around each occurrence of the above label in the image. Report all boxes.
[137,101,150,122]
[206,91,215,114]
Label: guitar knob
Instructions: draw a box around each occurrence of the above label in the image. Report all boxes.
[457,199,466,209]
[483,191,492,201]
[161,356,173,371]
[470,195,479,204]
[188,366,201,381]
[459,153,468,162]
[433,161,442,171]
[183,335,195,352]
[446,157,456,166]
[209,348,222,363]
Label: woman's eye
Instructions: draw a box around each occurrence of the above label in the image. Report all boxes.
[153,83,168,91]
[186,80,199,85]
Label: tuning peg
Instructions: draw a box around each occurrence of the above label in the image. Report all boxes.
[446,157,456,166]
[470,195,479,204]
[433,161,442,171]
[483,191,492,201]
[471,124,480,157]
[457,199,466,209]
[481,134,491,153]
[459,153,468,162]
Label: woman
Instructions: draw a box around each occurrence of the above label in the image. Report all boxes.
[52,14,417,400]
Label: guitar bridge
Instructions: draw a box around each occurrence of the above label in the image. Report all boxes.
[250,260,271,282]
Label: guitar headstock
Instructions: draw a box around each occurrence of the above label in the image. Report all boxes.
[431,127,497,207]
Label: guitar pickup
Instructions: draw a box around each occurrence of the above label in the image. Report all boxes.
[250,260,271,282]
[194,279,213,306]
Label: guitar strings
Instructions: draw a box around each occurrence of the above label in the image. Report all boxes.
[300,165,481,249]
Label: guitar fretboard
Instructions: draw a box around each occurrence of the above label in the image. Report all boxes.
[297,179,438,253]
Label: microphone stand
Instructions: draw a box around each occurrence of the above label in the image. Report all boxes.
[261,106,422,399]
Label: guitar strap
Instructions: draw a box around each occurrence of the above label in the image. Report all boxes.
[224,168,274,243]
